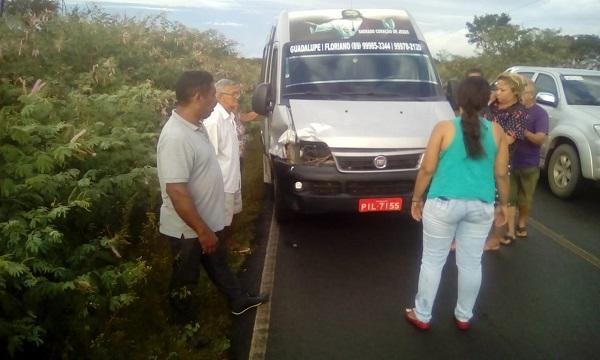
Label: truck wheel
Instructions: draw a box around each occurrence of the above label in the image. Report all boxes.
[273,176,293,222]
[547,144,582,199]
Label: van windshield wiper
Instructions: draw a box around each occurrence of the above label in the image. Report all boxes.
[343,92,440,101]
[339,91,398,97]
[283,91,345,97]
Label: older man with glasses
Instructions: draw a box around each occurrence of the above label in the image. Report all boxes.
[204,79,244,248]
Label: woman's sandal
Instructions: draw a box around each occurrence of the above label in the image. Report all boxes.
[499,234,515,245]
[405,308,430,330]
[454,316,471,331]
[484,239,500,251]
[516,226,528,238]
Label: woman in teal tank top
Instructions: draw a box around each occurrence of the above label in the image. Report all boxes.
[405,77,509,330]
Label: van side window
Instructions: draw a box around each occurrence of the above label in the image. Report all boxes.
[260,46,269,81]
[535,73,558,98]
[269,47,278,97]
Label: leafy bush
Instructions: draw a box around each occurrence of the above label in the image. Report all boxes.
[0,7,261,359]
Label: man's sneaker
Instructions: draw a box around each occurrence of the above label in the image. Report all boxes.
[231,295,267,316]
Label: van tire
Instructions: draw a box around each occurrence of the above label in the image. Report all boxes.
[273,177,293,222]
[547,144,582,199]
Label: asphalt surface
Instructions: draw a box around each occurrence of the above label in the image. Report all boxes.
[260,181,600,360]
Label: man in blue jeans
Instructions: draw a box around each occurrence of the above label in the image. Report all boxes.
[156,70,266,345]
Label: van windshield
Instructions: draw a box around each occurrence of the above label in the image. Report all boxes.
[282,42,443,99]
[561,75,600,106]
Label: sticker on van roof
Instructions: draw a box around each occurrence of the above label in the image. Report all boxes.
[289,9,417,42]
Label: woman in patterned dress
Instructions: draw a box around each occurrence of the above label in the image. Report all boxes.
[483,73,529,250]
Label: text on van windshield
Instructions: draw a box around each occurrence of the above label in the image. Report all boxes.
[289,41,423,54]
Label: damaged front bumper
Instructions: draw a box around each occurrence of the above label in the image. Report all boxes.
[272,157,417,214]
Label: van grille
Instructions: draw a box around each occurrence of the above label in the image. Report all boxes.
[305,181,341,195]
[335,153,422,172]
[346,181,413,196]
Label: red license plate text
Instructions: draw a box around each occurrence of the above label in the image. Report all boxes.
[358,198,403,212]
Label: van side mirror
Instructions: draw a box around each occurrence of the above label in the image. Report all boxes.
[536,92,557,107]
[446,79,460,111]
[252,82,272,116]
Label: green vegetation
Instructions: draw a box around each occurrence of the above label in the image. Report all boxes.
[1,3,262,359]
[436,13,600,82]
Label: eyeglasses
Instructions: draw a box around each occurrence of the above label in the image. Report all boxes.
[221,92,241,99]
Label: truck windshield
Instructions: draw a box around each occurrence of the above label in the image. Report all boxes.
[561,75,600,106]
[282,43,443,99]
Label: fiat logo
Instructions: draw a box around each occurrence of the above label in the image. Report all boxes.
[374,155,387,169]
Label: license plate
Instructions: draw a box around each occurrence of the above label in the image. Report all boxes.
[358,198,403,212]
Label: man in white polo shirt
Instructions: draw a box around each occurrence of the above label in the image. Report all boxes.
[203,79,243,240]
[156,72,265,341]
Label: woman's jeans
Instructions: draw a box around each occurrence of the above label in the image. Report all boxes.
[414,198,494,323]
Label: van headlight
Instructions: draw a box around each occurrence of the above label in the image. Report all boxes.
[285,141,334,166]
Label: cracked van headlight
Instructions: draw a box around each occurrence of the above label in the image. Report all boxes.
[285,141,335,166]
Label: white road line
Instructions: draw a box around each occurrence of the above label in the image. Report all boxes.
[529,217,600,269]
[248,211,279,360]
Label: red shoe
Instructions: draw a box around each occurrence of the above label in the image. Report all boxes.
[454,317,471,330]
[405,308,430,330]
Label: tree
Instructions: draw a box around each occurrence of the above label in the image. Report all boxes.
[466,13,518,55]
[2,0,58,15]
[565,34,600,69]
[438,13,599,84]
[464,13,572,72]
[514,27,570,67]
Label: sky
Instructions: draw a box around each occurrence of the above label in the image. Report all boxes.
[65,0,600,58]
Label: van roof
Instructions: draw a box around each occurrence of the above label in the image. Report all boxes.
[275,8,425,44]
[286,9,409,19]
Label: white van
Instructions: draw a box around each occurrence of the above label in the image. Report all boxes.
[252,9,454,220]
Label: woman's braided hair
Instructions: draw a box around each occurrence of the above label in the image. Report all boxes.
[457,76,491,159]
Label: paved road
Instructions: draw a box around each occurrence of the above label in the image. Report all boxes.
[259,181,600,359]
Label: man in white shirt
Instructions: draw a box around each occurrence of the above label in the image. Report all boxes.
[156,72,265,345]
[203,79,243,229]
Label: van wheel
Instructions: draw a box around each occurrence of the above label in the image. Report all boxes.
[547,144,582,199]
[273,177,293,222]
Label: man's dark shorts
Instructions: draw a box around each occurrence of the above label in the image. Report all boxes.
[509,166,540,209]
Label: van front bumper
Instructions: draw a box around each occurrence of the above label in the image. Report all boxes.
[273,158,417,214]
